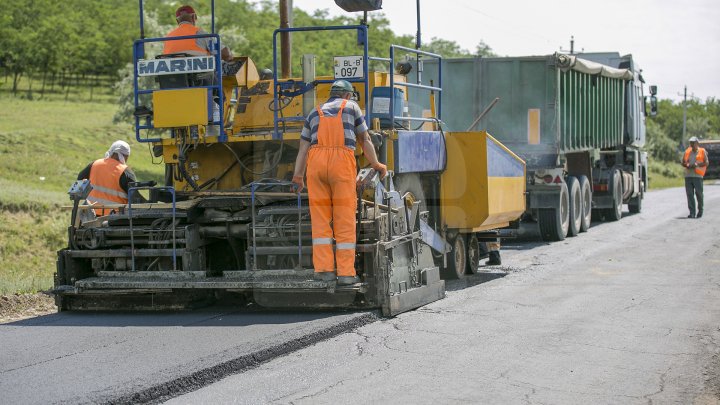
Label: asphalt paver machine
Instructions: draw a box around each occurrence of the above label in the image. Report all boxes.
[55,0,526,315]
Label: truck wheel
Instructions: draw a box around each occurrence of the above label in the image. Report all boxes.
[466,234,481,275]
[629,181,643,214]
[442,234,467,279]
[566,176,581,237]
[538,181,569,241]
[578,175,592,232]
[603,169,623,221]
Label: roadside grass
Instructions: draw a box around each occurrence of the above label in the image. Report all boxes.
[648,160,684,190]
[0,209,66,294]
[0,96,163,294]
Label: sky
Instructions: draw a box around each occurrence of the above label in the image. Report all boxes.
[289,0,720,102]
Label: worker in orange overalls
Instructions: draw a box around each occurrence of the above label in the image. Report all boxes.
[163,5,232,61]
[77,141,142,217]
[681,136,709,218]
[292,80,387,285]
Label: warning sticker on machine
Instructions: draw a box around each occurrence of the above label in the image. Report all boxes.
[334,56,364,79]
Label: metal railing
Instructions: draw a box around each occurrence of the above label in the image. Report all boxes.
[127,186,177,272]
[132,35,225,143]
[249,181,304,271]
[389,45,442,126]
[271,25,370,140]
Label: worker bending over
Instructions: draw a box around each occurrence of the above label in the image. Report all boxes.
[681,136,709,218]
[292,80,387,285]
[164,5,232,61]
[77,141,142,216]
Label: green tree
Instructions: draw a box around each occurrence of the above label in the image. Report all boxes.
[686,115,710,139]
[474,40,497,57]
[646,119,678,162]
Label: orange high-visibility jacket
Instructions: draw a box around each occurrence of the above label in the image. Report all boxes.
[683,147,707,177]
[163,24,210,56]
[87,158,129,215]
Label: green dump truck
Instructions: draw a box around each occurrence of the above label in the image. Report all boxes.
[415,53,656,240]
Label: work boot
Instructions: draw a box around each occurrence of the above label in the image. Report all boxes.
[487,251,501,266]
[313,271,336,282]
[688,213,696,218]
[697,211,703,218]
[337,276,360,285]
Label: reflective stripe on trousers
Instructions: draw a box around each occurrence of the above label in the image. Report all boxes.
[307,99,358,277]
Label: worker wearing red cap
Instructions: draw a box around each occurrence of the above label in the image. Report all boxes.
[292,80,387,285]
[163,5,232,61]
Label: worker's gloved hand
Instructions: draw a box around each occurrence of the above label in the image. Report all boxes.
[292,175,305,193]
[372,163,388,179]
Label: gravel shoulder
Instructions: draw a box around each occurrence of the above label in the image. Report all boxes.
[0,292,56,324]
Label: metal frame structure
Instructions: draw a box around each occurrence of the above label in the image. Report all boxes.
[127,186,177,272]
[133,0,226,143]
[389,45,442,126]
[271,25,370,140]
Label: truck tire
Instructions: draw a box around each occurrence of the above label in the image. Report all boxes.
[629,181,643,214]
[466,234,481,275]
[566,176,581,237]
[442,234,467,279]
[538,181,569,241]
[577,175,592,232]
[603,169,623,221]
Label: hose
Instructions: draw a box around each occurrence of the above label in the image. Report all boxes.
[221,142,284,177]
[177,138,200,191]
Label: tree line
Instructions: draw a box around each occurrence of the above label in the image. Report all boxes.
[1,0,717,163]
[0,0,136,97]
[647,97,720,163]
[0,0,494,101]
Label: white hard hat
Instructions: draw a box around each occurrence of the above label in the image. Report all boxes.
[688,136,699,143]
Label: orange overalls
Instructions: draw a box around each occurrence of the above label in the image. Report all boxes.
[307,99,358,277]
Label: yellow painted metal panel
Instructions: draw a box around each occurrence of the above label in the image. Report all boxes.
[232,73,407,132]
[528,108,540,145]
[486,176,526,224]
[441,131,489,229]
[153,88,208,128]
[441,131,526,231]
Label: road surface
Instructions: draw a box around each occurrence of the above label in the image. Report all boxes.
[1,185,718,404]
[169,184,720,404]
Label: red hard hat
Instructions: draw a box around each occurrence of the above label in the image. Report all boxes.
[175,5,196,17]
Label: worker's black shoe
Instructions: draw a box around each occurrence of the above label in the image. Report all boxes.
[313,272,336,282]
[486,251,501,266]
[688,213,696,218]
[337,276,360,285]
[697,211,703,218]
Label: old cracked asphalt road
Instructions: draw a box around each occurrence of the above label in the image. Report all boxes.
[1,185,719,404]
[169,184,720,404]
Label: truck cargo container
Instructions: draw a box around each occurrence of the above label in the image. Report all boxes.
[413,53,656,240]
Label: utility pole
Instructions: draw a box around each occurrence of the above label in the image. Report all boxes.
[682,85,687,147]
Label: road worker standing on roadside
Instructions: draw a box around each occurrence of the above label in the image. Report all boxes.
[681,136,709,218]
[77,140,142,217]
[292,80,387,285]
